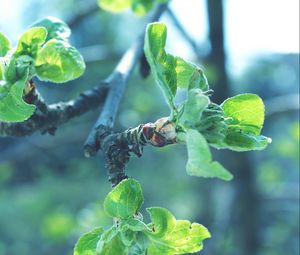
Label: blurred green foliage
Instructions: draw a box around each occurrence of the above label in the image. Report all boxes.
[0,0,299,255]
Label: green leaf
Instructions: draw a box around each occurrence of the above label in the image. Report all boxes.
[35,39,85,83]
[220,93,271,151]
[103,178,144,219]
[144,23,209,113]
[121,218,151,232]
[129,232,148,255]
[98,234,128,255]
[0,71,36,122]
[120,229,136,247]
[146,207,210,255]
[4,55,35,84]
[74,227,104,255]
[98,0,132,13]
[0,32,11,57]
[132,0,154,16]
[179,89,210,128]
[175,57,209,91]
[222,129,271,151]
[221,93,264,135]
[14,27,47,58]
[31,16,71,42]
[99,0,165,15]
[0,60,3,80]
[186,129,233,181]
[144,22,176,110]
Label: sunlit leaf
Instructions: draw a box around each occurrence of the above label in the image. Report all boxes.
[144,22,176,109]
[31,16,71,42]
[186,129,233,181]
[98,0,167,15]
[35,39,85,83]
[220,93,271,151]
[146,207,210,254]
[14,27,47,58]
[103,178,144,219]
[0,32,11,57]
[98,0,132,13]
[144,22,209,113]
[221,93,264,135]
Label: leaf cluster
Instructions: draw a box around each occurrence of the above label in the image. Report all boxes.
[0,17,85,122]
[74,179,210,255]
[144,22,272,181]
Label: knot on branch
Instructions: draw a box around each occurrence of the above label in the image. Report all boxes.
[102,133,130,187]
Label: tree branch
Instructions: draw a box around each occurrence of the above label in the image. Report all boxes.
[0,84,108,137]
[83,3,168,157]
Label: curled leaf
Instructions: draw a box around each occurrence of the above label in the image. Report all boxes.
[14,27,47,58]
[144,22,209,113]
[0,71,35,122]
[146,207,210,254]
[35,39,85,83]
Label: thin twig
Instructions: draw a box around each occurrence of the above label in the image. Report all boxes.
[83,3,168,157]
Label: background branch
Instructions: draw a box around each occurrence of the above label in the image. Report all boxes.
[83,3,168,157]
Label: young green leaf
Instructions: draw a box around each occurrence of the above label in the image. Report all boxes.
[144,22,210,113]
[219,93,272,151]
[221,93,264,135]
[99,0,132,13]
[132,0,155,16]
[0,32,11,57]
[98,0,167,15]
[98,234,129,255]
[144,22,177,110]
[222,129,271,152]
[31,16,71,42]
[35,39,85,83]
[179,89,210,128]
[74,227,104,255]
[14,27,47,58]
[146,207,211,255]
[103,178,144,219]
[0,71,36,122]
[186,129,233,181]
[175,57,209,91]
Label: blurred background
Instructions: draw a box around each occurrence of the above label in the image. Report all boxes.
[0,0,299,254]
